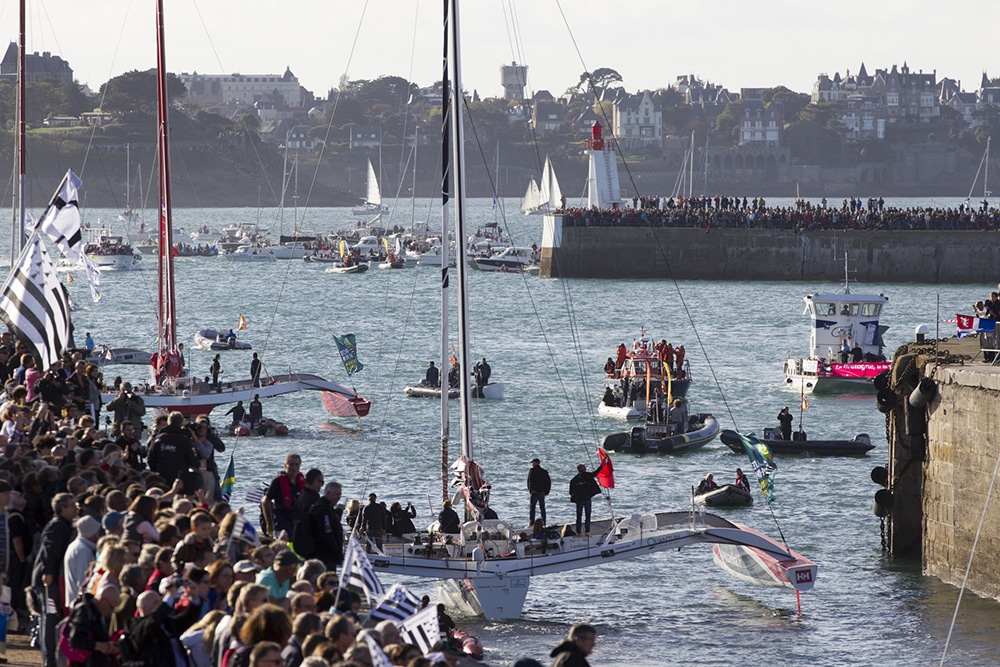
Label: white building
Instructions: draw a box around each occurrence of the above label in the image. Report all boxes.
[180,67,305,107]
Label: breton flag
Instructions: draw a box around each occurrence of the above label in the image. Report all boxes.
[333,333,364,376]
[245,483,266,505]
[81,254,104,304]
[366,583,422,624]
[340,535,384,604]
[956,313,996,337]
[733,431,778,503]
[231,512,260,547]
[36,170,84,264]
[362,633,394,667]
[219,454,235,502]
[596,447,615,489]
[398,604,441,654]
[0,231,72,368]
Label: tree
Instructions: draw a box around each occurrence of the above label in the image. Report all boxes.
[576,68,623,99]
[99,69,187,119]
[761,86,810,123]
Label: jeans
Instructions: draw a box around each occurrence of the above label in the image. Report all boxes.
[529,492,547,525]
[575,499,592,534]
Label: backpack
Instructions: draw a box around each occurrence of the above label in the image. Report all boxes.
[57,615,92,667]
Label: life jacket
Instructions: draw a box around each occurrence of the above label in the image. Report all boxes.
[277,472,305,511]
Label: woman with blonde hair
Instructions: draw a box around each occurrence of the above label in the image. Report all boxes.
[180,609,227,667]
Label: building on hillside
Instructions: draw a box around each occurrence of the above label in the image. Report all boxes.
[532,99,564,134]
[286,125,314,154]
[0,43,73,85]
[80,109,114,126]
[43,115,81,128]
[500,61,528,101]
[672,74,738,107]
[811,62,939,124]
[572,107,603,136]
[179,67,306,107]
[612,91,662,149]
[351,126,382,150]
[739,90,782,147]
[840,95,886,140]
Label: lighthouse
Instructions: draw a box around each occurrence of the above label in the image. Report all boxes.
[585,121,620,209]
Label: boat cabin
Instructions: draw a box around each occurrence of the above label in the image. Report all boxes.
[352,236,380,255]
[803,290,888,361]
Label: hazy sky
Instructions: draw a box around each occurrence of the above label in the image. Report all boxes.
[5,0,998,100]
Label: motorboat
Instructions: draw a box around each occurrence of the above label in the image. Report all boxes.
[784,253,891,394]
[190,226,224,244]
[721,428,875,456]
[93,346,152,367]
[229,417,288,437]
[601,413,720,454]
[694,484,753,508]
[326,262,368,274]
[404,384,459,399]
[194,328,252,351]
[84,230,141,270]
[470,246,537,272]
[303,253,342,264]
[224,245,276,262]
[598,332,690,420]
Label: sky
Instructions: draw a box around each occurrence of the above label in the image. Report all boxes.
[4,0,998,101]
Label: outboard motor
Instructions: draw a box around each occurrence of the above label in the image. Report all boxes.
[629,426,647,454]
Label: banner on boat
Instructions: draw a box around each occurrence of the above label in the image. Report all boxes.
[733,432,777,502]
[333,333,364,376]
[828,362,891,379]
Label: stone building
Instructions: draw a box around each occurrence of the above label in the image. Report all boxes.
[0,42,73,85]
[179,67,306,107]
[612,91,662,149]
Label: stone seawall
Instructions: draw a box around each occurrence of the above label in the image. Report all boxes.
[881,337,1000,602]
[540,216,1000,282]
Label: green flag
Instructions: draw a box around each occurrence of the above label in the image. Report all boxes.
[333,333,364,376]
[736,431,777,502]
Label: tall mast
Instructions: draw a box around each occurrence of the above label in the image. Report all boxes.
[447,0,474,462]
[11,0,25,267]
[439,0,452,502]
[156,0,178,365]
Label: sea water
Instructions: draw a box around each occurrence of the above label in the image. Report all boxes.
[13,198,1000,665]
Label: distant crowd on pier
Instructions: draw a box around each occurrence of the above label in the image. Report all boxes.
[560,195,1000,232]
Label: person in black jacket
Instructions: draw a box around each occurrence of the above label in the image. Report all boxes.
[549,623,597,667]
[32,492,78,667]
[66,586,121,667]
[121,591,182,667]
[291,469,324,559]
[309,482,344,573]
[146,411,202,485]
[388,501,416,537]
[360,493,387,549]
[437,500,461,534]
[569,464,601,535]
[527,458,551,525]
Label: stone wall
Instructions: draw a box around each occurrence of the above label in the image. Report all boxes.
[540,219,1000,282]
[923,364,1000,598]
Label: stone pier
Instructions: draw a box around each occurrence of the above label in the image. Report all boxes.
[882,336,1000,600]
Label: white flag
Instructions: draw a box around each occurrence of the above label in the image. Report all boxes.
[0,231,72,368]
[397,604,440,655]
[339,535,384,604]
[362,633,394,667]
[81,254,104,304]
[36,170,84,264]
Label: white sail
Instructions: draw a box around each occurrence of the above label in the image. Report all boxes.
[538,157,551,207]
[520,179,541,213]
[546,159,563,210]
[365,159,381,206]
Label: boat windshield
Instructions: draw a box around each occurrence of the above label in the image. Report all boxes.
[861,303,881,317]
[813,302,836,316]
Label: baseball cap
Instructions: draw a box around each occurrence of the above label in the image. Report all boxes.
[275,550,300,567]
[233,560,260,574]
[102,511,125,532]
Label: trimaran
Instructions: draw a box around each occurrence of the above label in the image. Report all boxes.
[98,1,369,419]
[367,0,817,619]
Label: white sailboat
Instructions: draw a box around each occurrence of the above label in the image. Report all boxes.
[369,0,816,620]
[99,0,369,421]
[521,156,562,215]
[352,158,390,216]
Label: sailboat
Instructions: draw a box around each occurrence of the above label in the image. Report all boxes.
[368,0,816,620]
[520,156,562,215]
[97,0,370,420]
[352,158,390,216]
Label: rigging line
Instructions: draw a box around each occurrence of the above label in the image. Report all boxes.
[76,0,135,179]
[236,115,281,209]
[297,0,372,225]
[384,0,422,212]
[189,0,227,74]
[939,444,1000,666]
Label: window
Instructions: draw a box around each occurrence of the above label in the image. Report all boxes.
[814,302,836,316]
[861,303,881,317]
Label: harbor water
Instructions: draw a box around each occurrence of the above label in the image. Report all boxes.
[16,198,1000,665]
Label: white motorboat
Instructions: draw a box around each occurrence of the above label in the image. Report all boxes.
[403,382,502,399]
[224,245,276,262]
[190,226,224,244]
[694,484,754,508]
[598,332,692,420]
[367,2,816,620]
[325,262,368,274]
[194,328,252,351]
[84,230,141,270]
[470,246,536,272]
[784,254,891,394]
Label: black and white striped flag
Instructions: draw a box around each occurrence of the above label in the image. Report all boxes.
[339,535,384,604]
[362,633,394,667]
[0,231,72,368]
[36,170,83,264]
[366,583,422,624]
[397,603,441,655]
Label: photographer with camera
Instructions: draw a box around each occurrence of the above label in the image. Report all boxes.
[105,381,145,437]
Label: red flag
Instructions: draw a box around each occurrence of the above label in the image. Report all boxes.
[596,448,615,489]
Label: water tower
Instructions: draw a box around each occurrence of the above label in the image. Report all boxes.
[500,61,528,101]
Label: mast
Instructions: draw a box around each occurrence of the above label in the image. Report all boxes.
[125,142,131,214]
[447,0,474,463]
[688,131,694,199]
[439,0,452,502]
[156,0,178,370]
[986,136,991,201]
[11,0,25,267]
